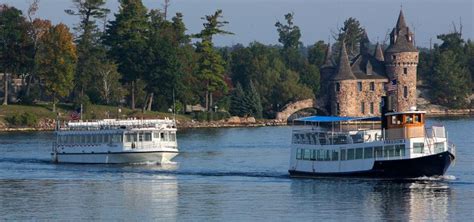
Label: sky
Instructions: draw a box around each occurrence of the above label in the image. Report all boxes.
[3,0,474,48]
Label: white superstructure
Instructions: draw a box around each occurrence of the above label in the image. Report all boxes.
[52,118,179,164]
[289,111,455,178]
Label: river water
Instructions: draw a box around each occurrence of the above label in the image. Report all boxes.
[0,117,473,221]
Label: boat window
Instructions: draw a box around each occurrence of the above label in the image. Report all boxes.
[144,132,152,141]
[384,145,395,157]
[395,144,405,157]
[66,135,72,143]
[161,132,165,141]
[364,147,373,159]
[303,149,311,160]
[138,133,143,142]
[374,146,383,158]
[347,149,355,160]
[80,135,86,143]
[331,150,339,161]
[310,150,316,160]
[324,150,331,161]
[340,149,346,161]
[406,115,413,124]
[296,149,302,160]
[434,142,444,153]
[105,134,111,143]
[413,143,424,154]
[154,132,160,138]
[355,148,363,159]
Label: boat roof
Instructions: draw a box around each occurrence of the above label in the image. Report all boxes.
[385,110,427,116]
[295,116,381,123]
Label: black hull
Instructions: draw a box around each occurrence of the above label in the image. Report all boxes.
[289,151,455,178]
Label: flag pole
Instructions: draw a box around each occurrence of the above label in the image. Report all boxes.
[80,104,83,121]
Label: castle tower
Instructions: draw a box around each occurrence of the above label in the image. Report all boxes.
[384,10,419,111]
[330,41,357,116]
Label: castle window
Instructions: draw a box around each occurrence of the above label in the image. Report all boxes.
[357,82,362,91]
[370,102,374,114]
[370,82,375,91]
[392,55,396,60]
[403,67,408,75]
[403,86,408,98]
[335,83,340,92]
[360,102,365,114]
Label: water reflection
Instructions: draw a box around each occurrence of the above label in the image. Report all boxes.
[0,174,178,220]
[290,179,451,221]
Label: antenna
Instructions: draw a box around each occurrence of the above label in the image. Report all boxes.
[172,88,176,123]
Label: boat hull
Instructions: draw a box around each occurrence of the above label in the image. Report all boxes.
[289,151,455,178]
[51,151,179,164]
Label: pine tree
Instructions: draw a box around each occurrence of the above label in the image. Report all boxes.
[103,0,149,109]
[247,81,263,118]
[195,9,233,111]
[229,83,246,117]
[432,49,471,108]
[65,0,110,100]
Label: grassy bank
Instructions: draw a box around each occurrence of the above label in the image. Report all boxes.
[0,103,190,130]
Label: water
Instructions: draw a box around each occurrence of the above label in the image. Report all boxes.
[0,118,473,221]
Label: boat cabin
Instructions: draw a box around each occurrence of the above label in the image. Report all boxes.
[384,111,426,140]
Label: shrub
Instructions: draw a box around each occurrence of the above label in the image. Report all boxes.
[5,112,38,127]
[192,111,230,121]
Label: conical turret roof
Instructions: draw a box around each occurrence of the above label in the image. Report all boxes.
[396,10,407,29]
[322,42,334,68]
[360,30,370,55]
[374,42,384,61]
[332,41,356,81]
[386,9,417,53]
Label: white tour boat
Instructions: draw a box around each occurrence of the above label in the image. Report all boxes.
[52,118,179,164]
[288,110,456,178]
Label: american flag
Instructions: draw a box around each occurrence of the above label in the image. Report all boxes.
[385,79,397,92]
[69,107,81,120]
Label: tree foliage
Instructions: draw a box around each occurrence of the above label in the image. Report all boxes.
[195,9,232,111]
[36,23,77,111]
[337,17,365,57]
[0,5,32,105]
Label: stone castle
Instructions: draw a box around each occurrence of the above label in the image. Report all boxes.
[319,10,419,117]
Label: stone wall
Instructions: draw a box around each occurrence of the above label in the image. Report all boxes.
[384,51,419,112]
[330,79,387,117]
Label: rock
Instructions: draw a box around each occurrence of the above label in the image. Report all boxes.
[242,117,256,124]
[227,116,241,124]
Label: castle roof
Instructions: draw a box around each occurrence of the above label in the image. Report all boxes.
[321,42,334,68]
[374,43,384,61]
[332,41,356,81]
[351,54,387,80]
[360,30,370,55]
[386,10,417,53]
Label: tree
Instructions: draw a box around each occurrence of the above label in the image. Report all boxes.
[307,40,327,68]
[229,82,246,116]
[275,12,302,70]
[337,17,365,57]
[65,0,110,99]
[431,49,471,108]
[36,24,77,112]
[246,81,263,118]
[195,9,233,111]
[104,0,149,109]
[0,5,31,105]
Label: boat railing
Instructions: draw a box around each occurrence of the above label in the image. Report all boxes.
[59,119,175,131]
[292,129,380,145]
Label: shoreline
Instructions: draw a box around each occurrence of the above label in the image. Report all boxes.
[1,112,473,132]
